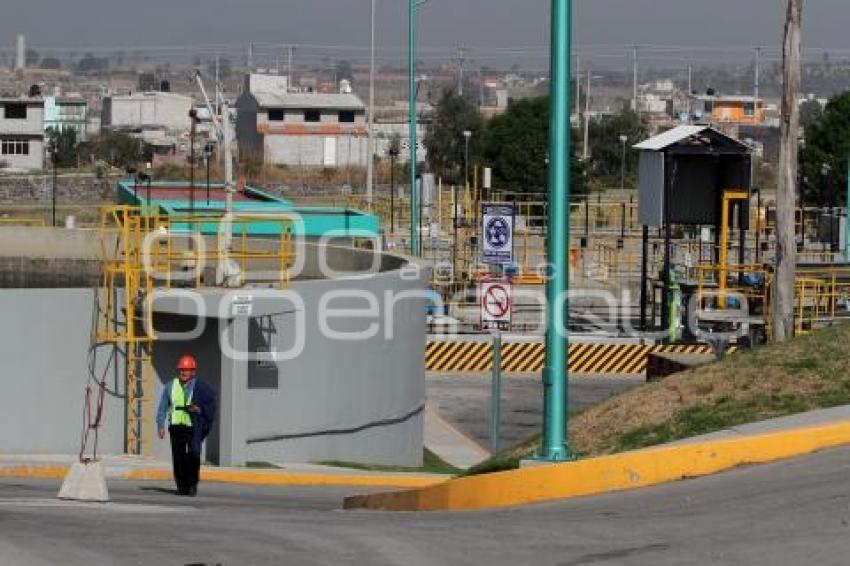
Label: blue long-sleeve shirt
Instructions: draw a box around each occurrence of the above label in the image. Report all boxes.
[156,378,195,429]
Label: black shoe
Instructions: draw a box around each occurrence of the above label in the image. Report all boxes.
[187,485,197,497]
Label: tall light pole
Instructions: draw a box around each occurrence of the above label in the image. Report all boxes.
[619,134,628,191]
[389,145,399,234]
[463,130,472,189]
[539,0,573,462]
[204,143,213,205]
[50,142,58,227]
[409,0,429,256]
[366,0,376,207]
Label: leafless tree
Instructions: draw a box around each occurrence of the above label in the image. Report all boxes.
[773,0,803,342]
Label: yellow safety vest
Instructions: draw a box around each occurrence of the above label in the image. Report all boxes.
[170,379,193,427]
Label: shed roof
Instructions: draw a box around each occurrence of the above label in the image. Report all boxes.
[633,125,751,152]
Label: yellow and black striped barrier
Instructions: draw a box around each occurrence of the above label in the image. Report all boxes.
[425,341,735,375]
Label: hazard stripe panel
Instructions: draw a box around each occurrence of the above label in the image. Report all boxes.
[425,342,737,374]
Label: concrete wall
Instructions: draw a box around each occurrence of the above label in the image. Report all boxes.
[145,265,426,466]
[0,102,44,135]
[103,93,192,130]
[264,134,368,167]
[0,138,44,170]
[0,289,124,454]
[0,242,426,467]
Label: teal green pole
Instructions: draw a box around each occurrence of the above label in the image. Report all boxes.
[408,0,419,256]
[540,0,573,461]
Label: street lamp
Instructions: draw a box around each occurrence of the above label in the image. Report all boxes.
[619,134,628,191]
[388,145,399,234]
[50,141,58,227]
[539,0,574,462]
[204,142,214,206]
[188,109,199,218]
[821,163,834,252]
[463,130,472,189]
[409,0,431,256]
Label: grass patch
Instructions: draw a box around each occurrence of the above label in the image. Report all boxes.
[318,449,462,475]
[468,322,850,475]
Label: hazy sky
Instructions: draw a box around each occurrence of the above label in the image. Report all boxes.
[3,1,849,65]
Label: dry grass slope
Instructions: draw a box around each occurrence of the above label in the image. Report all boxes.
[468,322,850,475]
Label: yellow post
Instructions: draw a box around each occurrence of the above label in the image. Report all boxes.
[719,189,749,308]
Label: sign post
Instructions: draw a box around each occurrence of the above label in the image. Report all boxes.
[490,331,502,454]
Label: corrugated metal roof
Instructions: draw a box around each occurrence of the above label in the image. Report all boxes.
[633,125,708,151]
[253,92,365,111]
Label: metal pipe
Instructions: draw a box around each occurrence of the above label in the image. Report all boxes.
[539,0,573,462]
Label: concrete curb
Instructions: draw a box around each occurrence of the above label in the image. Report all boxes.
[0,464,447,489]
[344,420,850,511]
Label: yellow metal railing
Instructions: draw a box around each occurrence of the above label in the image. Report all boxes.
[94,205,295,455]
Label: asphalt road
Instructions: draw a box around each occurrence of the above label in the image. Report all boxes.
[426,372,642,449]
[3,446,850,565]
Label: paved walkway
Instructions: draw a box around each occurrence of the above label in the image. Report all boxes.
[423,406,490,469]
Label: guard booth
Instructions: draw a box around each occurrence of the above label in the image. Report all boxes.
[634,125,753,337]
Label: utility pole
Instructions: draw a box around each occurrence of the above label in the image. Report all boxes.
[248,42,254,71]
[687,64,693,121]
[288,45,295,89]
[632,45,639,113]
[366,0,376,208]
[575,52,581,119]
[774,0,802,342]
[455,44,468,96]
[583,69,591,160]
[539,0,573,462]
[754,46,761,112]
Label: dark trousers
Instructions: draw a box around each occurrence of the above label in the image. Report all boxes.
[169,424,200,493]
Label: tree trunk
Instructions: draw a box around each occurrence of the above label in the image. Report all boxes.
[774,0,802,342]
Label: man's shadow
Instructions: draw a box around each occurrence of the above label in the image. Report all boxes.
[139,486,181,496]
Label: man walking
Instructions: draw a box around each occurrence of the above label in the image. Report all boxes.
[156,354,216,496]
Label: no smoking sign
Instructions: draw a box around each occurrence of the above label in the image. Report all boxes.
[480,281,512,331]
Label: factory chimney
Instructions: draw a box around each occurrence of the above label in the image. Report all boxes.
[15,34,25,70]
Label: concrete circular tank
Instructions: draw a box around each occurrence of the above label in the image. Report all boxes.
[0,227,427,467]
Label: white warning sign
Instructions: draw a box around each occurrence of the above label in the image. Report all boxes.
[480,280,512,332]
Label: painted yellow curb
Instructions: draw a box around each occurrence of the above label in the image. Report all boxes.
[0,464,445,489]
[344,421,850,511]
[129,468,446,488]
[0,466,68,480]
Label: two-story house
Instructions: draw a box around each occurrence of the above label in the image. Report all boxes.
[0,98,45,170]
[691,94,766,126]
[44,96,89,141]
[237,84,367,167]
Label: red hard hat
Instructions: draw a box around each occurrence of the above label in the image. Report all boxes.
[177,355,197,371]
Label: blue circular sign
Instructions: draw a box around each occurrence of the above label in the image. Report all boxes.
[485,217,511,250]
